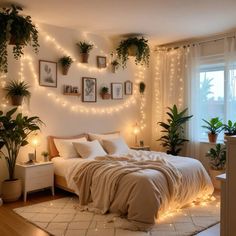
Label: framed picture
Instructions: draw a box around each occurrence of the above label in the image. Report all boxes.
[111,83,123,100]
[82,77,97,102]
[97,56,107,68]
[124,80,133,95]
[39,60,57,87]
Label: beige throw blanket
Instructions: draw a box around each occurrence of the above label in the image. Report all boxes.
[69,156,182,230]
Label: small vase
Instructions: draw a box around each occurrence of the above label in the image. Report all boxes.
[62,65,70,75]
[11,96,23,106]
[81,53,89,63]
[44,156,49,162]
[208,133,218,143]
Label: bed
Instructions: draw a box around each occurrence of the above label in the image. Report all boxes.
[48,134,214,231]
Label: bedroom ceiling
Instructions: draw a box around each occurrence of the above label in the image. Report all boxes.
[2,0,236,45]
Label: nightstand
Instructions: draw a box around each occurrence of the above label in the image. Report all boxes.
[15,162,54,202]
[130,146,150,151]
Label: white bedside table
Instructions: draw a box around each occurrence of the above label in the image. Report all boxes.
[15,162,54,202]
[130,146,150,151]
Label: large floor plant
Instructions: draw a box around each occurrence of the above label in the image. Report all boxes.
[157,105,193,155]
[0,108,42,180]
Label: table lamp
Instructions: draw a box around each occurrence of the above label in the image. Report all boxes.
[30,133,40,162]
[133,122,140,146]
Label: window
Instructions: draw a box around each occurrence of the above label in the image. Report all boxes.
[199,63,236,141]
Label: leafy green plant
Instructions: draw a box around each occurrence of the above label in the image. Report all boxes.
[77,41,93,53]
[157,105,193,155]
[111,59,119,67]
[223,120,236,136]
[139,82,146,94]
[0,5,39,73]
[116,37,150,68]
[4,80,31,98]
[101,86,109,94]
[58,56,73,67]
[206,144,226,170]
[202,117,223,134]
[0,108,42,180]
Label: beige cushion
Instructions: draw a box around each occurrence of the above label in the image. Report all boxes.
[73,140,107,159]
[102,137,129,155]
[54,137,87,158]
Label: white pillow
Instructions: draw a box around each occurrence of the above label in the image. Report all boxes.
[88,132,120,144]
[73,140,107,159]
[102,137,130,155]
[54,137,87,158]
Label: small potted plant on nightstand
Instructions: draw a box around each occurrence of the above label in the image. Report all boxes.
[58,56,73,75]
[4,80,31,106]
[41,151,49,162]
[0,108,42,202]
[202,117,223,143]
[76,41,93,63]
[206,143,226,189]
[111,59,119,73]
[100,86,111,99]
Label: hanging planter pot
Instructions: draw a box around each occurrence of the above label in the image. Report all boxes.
[116,36,150,68]
[58,56,73,75]
[4,80,31,106]
[76,41,93,64]
[128,44,138,56]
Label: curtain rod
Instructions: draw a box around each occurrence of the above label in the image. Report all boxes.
[156,32,236,51]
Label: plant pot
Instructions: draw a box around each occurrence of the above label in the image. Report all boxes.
[128,45,138,56]
[62,65,70,75]
[101,93,111,99]
[9,35,25,45]
[2,179,22,202]
[11,95,23,106]
[81,53,89,63]
[209,169,224,190]
[208,133,218,143]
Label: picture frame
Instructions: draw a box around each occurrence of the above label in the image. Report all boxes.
[111,83,123,100]
[39,60,57,87]
[82,77,97,102]
[124,80,133,95]
[97,56,107,68]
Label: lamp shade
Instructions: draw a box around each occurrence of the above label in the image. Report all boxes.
[30,133,41,148]
[133,123,140,135]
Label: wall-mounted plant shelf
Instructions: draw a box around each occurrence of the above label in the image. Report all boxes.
[63,93,81,96]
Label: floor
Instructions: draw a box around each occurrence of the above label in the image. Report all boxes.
[0,188,220,236]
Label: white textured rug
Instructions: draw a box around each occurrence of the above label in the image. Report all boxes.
[13,197,220,236]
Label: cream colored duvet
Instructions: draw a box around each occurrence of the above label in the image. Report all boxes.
[66,150,213,230]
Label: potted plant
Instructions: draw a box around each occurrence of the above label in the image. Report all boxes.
[157,105,193,155]
[58,56,73,75]
[100,86,111,99]
[202,117,223,143]
[0,108,42,202]
[223,120,236,136]
[206,143,226,189]
[76,41,93,63]
[139,82,146,94]
[116,37,150,68]
[0,5,39,73]
[111,59,119,73]
[4,80,31,106]
[41,151,49,162]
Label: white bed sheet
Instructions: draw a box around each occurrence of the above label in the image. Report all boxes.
[51,157,88,176]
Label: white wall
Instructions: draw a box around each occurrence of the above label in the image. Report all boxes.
[0,23,152,191]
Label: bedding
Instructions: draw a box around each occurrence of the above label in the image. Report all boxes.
[65,150,214,231]
[88,132,120,144]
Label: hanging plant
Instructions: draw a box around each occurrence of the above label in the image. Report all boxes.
[116,37,150,68]
[139,82,146,94]
[76,41,93,63]
[0,5,39,73]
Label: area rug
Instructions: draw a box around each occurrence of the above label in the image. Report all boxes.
[13,197,220,236]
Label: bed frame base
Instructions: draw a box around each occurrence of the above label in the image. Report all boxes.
[54,175,74,193]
